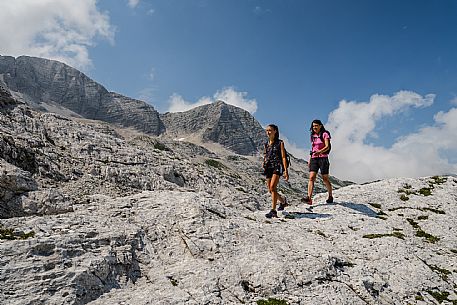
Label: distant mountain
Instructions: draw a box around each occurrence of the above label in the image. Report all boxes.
[160,101,265,155]
[0,55,266,155]
[0,55,164,136]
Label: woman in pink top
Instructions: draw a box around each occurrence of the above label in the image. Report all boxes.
[302,119,333,205]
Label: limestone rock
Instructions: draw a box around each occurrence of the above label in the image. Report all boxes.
[161,101,265,155]
[0,55,163,135]
[0,101,455,305]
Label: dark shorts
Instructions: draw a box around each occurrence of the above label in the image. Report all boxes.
[264,168,282,179]
[309,157,330,175]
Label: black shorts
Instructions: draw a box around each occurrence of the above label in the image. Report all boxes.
[309,157,330,175]
[264,168,282,179]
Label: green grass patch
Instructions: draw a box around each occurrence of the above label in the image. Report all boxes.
[0,227,35,240]
[315,230,326,237]
[421,207,445,214]
[428,264,452,281]
[363,232,405,240]
[392,231,406,239]
[419,187,432,196]
[205,159,227,170]
[415,293,424,301]
[368,202,381,209]
[406,218,420,229]
[226,155,248,161]
[406,218,439,243]
[397,184,416,195]
[427,290,450,304]
[430,176,447,185]
[257,298,288,305]
[400,194,409,201]
[416,229,440,243]
[154,141,170,151]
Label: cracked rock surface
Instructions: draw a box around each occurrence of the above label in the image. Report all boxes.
[1,101,456,305]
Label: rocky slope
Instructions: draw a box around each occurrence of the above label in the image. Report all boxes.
[0,55,164,135]
[1,94,456,305]
[0,56,266,155]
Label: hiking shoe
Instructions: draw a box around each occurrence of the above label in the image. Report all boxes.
[265,209,278,218]
[278,197,288,211]
[326,196,334,203]
[301,196,312,205]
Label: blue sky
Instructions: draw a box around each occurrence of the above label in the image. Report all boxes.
[1,0,457,182]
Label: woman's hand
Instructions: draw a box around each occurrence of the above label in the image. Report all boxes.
[283,170,289,181]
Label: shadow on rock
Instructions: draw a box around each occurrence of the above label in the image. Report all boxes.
[318,201,379,218]
[282,211,332,220]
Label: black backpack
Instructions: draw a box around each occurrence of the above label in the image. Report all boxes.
[284,144,291,169]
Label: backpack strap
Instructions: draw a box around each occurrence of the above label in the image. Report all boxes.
[319,131,331,143]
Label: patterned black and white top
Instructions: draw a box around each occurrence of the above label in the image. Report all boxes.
[263,139,284,173]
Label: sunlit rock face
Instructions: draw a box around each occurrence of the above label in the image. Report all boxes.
[1,95,456,305]
[0,55,164,135]
[160,100,266,155]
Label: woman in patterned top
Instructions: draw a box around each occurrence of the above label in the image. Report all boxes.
[263,124,289,218]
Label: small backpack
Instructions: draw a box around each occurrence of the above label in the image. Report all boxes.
[283,144,291,169]
[278,140,291,169]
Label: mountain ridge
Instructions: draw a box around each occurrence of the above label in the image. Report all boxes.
[0,55,265,155]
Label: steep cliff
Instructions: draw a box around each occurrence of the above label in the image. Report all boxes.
[0,55,164,135]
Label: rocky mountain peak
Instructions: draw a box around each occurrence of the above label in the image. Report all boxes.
[0,55,163,135]
[160,100,265,155]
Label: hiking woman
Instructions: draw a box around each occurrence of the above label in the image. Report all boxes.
[303,119,333,205]
[263,124,289,218]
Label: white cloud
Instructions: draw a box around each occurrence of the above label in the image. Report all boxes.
[168,94,212,113]
[167,87,258,114]
[0,0,115,70]
[324,91,457,183]
[450,96,457,106]
[127,0,140,8]
[280,137,307,160]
